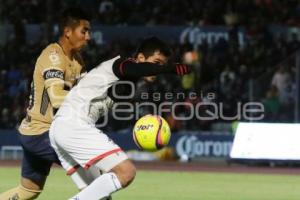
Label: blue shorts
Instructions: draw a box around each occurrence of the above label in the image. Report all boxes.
[18,131,61,182]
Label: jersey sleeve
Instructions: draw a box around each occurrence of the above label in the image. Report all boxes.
[37,47,66,89]
[37,47,68,108]
[112,58,174,80]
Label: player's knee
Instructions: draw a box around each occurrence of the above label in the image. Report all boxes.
[112,160,136,188]
[122,162,136,187]
[117,163,136,187]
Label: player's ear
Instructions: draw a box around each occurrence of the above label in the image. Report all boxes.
[136,53,146,63]
[64,26,72,38]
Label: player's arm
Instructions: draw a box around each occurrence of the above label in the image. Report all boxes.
[112,58,190,79]
[44,69,69,108]
[46,82,69,109]
[39,47,71,109]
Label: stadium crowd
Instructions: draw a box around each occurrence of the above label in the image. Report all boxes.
[0,0,299,131]
[1,0,299,26]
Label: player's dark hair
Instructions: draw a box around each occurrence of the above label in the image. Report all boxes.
[59,7,90,35]
[134,37,172,59]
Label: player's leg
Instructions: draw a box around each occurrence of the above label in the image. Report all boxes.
[49,125,102,190]
[0,131,60,200]
[94,151,136,188]
[69,166,102,190]
[59,154,103,190]
[70,156,135,200]
[0,183,42,200]
[0,150,47,199]
[51,118,135,199]
[68,138,135,199]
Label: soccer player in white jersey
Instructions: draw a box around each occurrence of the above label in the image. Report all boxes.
[49,37,190,200]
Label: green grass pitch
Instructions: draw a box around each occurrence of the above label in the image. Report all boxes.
[0,167,300,200]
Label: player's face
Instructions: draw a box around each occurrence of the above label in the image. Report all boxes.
[138,51,168,82]
[69,20,91,51]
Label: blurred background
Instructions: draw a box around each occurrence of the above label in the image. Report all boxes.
[0,0,300,163]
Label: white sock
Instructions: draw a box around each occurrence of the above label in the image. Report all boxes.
[69,172,122,200]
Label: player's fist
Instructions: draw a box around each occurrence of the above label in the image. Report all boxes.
[174,64,191,75]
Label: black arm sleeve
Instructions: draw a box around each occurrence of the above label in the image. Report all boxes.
[112,58,175,79]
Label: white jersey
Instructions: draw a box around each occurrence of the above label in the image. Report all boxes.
[50,56,128,187]
[56,56,120,124]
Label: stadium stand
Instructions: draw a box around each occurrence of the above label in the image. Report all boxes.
[0,0,299,131]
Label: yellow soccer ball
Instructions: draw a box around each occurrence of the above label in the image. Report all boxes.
[133,115,171,151]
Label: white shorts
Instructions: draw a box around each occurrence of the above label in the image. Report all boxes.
[49,117,128,184]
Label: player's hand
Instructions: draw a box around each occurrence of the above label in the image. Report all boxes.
[174,63,191,75]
